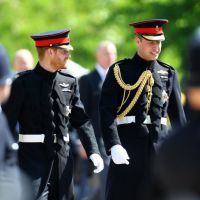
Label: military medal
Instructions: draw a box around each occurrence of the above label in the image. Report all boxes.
[65,106,71,116]
[162,90,169,104]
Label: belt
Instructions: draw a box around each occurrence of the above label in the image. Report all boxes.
[116,115,167,126]
[18,133,69,143]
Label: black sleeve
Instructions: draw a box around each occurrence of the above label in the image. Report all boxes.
[2,78,25,140]
[168,70,186,128]
[79,76,91,115]
[69,79,99,157]
[99,66,121,155]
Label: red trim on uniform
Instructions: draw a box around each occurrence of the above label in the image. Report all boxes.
[134,27,163,34]
[35,37,70,47]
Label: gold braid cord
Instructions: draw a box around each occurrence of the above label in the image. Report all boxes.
[114,64,154,119]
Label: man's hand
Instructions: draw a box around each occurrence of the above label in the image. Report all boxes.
[89,153,104,173]
[111,145,130,165]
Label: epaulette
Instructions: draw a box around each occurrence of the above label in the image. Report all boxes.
[157,60,175,71]
[111,58,130,70]
[58,70,76,79]
[15,70,32,79]
[115,58,130,66]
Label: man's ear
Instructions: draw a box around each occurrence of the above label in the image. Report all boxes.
[47,48,54,56]
[135,36,140,47]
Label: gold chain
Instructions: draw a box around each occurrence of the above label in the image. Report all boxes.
[146,75,154,112]
[113,64,154,119]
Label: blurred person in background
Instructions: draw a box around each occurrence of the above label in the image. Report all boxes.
[0,44,33,200]
[145,26,200,200]
[65,59,89,78]
[13,48,34,72]
[99,19,186,200]
[13,49,34,135]
[79,40,117,200]
[2,29,104,200]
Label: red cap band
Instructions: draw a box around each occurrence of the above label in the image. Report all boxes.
[35,37,70,47]
[134,27,163,34]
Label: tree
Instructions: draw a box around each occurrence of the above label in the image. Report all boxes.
[0,0,199,88]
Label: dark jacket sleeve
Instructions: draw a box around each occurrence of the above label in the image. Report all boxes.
[167,70,186,128]
[69,79,100,157]
[2,78,25,140]
[79,75,91,114]
[99,66,121,155]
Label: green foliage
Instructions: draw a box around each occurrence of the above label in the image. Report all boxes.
[0,0,200,89]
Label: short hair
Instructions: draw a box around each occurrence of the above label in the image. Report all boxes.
[96,40,116,53]
[14,49,34,70]
[36,47,49,60]
[135,33,143,39]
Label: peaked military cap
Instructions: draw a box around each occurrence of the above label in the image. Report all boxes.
[31,29,73,51]
[129,19,168,41]
[0,45,13,85]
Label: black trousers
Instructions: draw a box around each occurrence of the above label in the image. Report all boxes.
[40,156,59,200]
[39,144,74,200]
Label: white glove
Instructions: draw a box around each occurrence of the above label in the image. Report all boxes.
[89,153,104,173]
[111,145,130,165]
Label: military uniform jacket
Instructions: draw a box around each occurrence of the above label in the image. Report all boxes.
[99,53,186,200]
[100,53,186,153]
[3,63,99,199]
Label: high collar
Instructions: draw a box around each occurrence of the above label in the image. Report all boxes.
[132,53,156,70]
[34,62,57,81]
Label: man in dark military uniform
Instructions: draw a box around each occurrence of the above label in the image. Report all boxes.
[3,29,104,200]
[99,19,186,200]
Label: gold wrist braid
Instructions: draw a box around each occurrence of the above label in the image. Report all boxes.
[114,64,154,119]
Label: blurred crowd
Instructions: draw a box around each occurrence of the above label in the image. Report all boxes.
[1,24,200,200]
